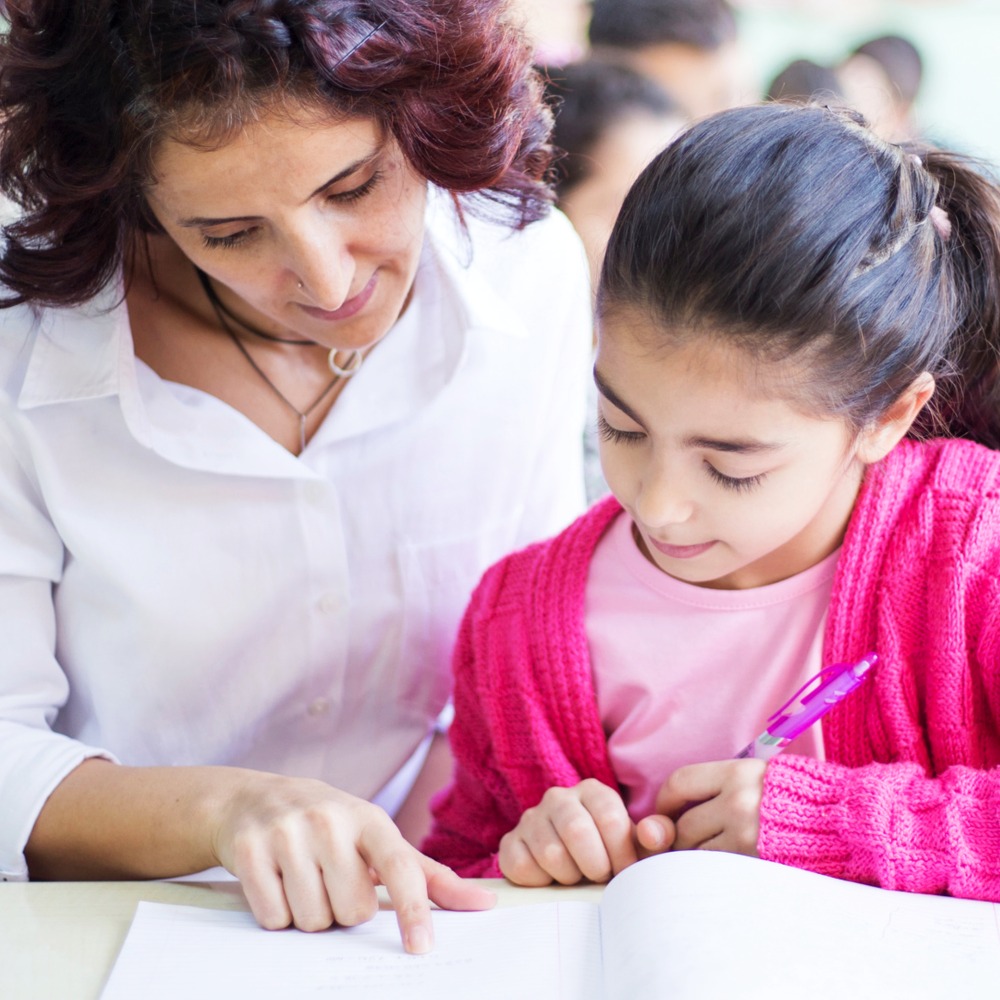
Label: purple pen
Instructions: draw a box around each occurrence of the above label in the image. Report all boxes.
[736,652,878,761]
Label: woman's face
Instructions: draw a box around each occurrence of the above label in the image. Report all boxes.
[144,102,427,353]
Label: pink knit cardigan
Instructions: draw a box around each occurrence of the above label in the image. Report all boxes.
[422,438,1000,898]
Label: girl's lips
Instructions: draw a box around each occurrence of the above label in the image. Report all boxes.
[648,537,717,560]
[299,272,377,322]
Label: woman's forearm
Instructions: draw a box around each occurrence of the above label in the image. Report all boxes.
[25,758,246,879]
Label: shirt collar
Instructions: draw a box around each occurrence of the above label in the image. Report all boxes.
[17,280,132,411]
[14,191,530,470]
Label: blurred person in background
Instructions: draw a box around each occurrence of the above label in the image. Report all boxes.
[512,0,590,64]
[766,57,845,105]
[543,56,685,502]
[839,33,924,142]
[588,0,750,119]
[544,57,685,294]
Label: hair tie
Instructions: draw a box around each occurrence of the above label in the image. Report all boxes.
[928,205,952,241]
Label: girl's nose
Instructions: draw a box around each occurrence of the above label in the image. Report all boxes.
[634,469,695,530]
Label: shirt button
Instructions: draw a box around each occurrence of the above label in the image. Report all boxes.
[317,593,339,615]
[307,698,330,717]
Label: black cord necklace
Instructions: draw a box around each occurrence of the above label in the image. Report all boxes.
[194,266,315,345]
[200,276,345,454]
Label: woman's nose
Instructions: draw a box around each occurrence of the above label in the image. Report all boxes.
[287,224,355,309]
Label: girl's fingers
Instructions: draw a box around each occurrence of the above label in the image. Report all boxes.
[499,831,555,886]
[654,762,726,817]
[635,814,675,855]
[524,816,586,884]
[574,781,637,878]
[672,800,724,852]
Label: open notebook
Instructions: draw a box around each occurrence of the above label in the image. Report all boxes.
[101,851,1000,999]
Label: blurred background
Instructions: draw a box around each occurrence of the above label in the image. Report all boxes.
[518,0,1000,160]
[513,0,999,501]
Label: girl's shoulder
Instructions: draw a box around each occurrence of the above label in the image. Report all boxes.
[881,437,1000,500]
[853,438,1000,570]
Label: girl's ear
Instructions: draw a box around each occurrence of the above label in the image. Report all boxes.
[855,372,936,464]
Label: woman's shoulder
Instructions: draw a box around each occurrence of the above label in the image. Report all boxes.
[0,287,123,403]
[0,300,47,400]
[426,190,588,291]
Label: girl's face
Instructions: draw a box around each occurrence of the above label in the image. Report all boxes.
[145,101,427,353]
[595,308,867,590]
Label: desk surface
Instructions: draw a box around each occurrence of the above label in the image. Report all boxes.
[1,877,605,1000]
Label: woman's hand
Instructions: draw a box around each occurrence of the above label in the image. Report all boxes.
[211,772,495,953]
[642,759,766,856]
[498,778,649,886]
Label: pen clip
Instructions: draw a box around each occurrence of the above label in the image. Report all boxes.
[766,653,877,725]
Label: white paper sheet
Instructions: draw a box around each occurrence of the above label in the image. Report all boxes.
[100,900,602,1000]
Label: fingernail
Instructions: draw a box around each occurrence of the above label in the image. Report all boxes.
[406,924,432,955]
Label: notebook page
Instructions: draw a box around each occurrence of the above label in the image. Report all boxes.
[100,899,603,1000]
[598,852,1000,1000]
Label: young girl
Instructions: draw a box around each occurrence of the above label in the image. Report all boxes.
[422,102,1000,900]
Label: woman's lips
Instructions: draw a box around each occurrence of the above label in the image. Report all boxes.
[299,272,377,322]
[648,537,717,560]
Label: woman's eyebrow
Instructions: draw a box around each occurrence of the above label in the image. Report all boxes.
[177,151,382,228]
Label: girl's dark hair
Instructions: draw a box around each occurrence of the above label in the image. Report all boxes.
[599,102,1000,449]
[0,0,554,308]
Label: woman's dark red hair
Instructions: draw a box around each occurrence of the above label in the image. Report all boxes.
[0,0,555,307]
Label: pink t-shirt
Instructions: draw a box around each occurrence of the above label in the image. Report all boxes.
[585,511,838,820]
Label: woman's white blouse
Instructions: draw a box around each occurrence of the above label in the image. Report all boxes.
[0,196,592,879]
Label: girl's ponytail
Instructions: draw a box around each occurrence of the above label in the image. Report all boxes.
[919,149,1000,449]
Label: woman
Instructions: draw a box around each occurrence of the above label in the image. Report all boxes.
[0,0,590,952]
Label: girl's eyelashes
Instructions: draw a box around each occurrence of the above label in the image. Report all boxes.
[705,463,767,494]
[597,412,645,446]
[200,170,384,250]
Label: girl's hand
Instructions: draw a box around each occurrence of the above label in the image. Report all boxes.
[498,778,646,886]
[210,772,495,953]
[644,759,767,856]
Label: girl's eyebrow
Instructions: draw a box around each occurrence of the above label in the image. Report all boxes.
[682,435,785,454]
[177,151,381,228]
[594,367,786,453]
[594,367,645,425]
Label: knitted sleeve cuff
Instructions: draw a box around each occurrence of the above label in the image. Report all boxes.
[757,754,857,880]
[758,754,1000,900]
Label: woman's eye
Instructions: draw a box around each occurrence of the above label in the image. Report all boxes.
[202,228,257,250]
[706,463,767,494]
[327,170,382,205]
[597,413,645,446]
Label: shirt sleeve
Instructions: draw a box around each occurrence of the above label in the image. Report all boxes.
[0,401,115,880]
[509,209,592,544]
[758,755,1000,900]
